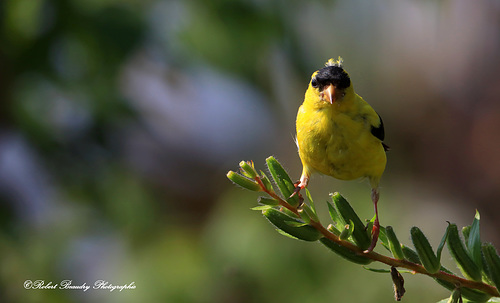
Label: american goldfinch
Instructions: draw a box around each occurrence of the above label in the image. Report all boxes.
[294,57,388,252]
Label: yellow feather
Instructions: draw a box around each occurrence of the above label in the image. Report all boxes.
[296,59,386,190]
[295,58,386,252]
[325,56,343,67]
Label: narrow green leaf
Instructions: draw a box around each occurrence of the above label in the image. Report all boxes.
[386,226,405,260]
[259,170,274,192]
[434,267,491,303]
[251,205,272,211]
[327,200,342,227]
[435,276,491,303]
[276,229,299,240]
[363,267,391,273]
[285,220,309,227]
[363,266,414,274]
[266,157,300,207]
[239,160,258,178]
[482,243,500,291]
[262,207,323,242]
[447,224,482,281]
[339,221,354,240]
[447,289,461,303]
[320,238,373,265]
[283,179,300,205]
[332,192,371,250]
[401,245,421,264]
[437,223,451,262]
[462,225,471,248]
[326,224,341,236]
[280,207,299,218]
[468,210,482,270]
[227,170,261,191]
[297,208,311,224]
[411,226,440,273]
[258,197,279,206]
[377,226,391,252]
[304,188,316,213]
[301,203,319,222]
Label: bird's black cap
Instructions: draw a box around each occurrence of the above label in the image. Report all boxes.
[312,58,351,90]
[312,65,351,90]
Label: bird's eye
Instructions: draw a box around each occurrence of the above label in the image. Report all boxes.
[311,78,319,88]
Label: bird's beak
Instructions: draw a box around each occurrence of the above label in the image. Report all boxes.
[321,84,335,104]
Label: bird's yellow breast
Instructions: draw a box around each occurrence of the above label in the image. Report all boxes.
[296,90,386,185]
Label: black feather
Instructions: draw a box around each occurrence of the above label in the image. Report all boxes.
[371,113,389,151]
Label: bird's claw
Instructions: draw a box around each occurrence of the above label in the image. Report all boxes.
[290,181,305,207]
[364,219,380,253]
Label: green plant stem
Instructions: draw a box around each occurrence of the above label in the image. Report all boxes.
[255,175,500,298]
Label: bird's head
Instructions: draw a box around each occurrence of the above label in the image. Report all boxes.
[308,57,352,104]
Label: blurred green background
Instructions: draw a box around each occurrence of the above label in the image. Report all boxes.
[1,0,500,302]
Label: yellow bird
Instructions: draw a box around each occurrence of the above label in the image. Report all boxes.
[293,57,388,252]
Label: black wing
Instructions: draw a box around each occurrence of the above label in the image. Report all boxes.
[371,113,390,151]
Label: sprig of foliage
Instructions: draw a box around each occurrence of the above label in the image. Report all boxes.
[227,157,500,303]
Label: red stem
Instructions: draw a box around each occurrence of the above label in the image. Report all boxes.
[254,176,500,297]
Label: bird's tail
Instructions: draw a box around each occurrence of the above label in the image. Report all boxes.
[382,142,390,151]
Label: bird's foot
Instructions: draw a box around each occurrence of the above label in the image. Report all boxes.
[364,219,380,253]
[290,181,305,206]
[364,188,380,253]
